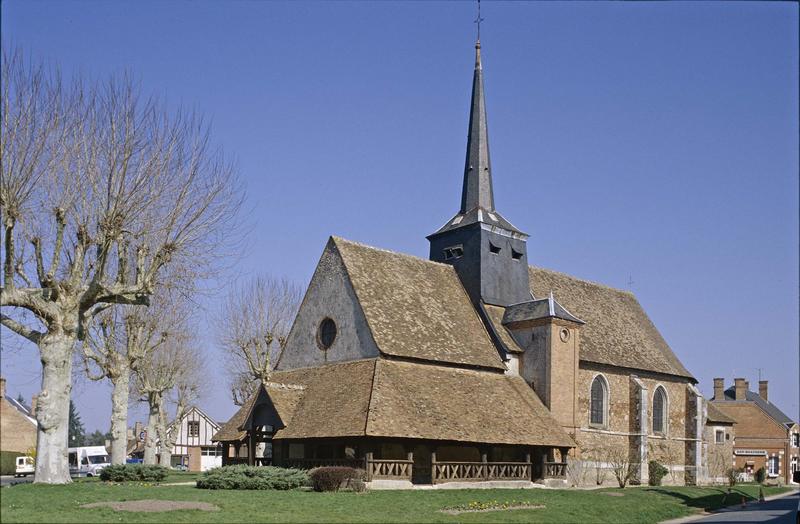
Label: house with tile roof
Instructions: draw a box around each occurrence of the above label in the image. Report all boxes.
[0,377,38,454]
[710,378,799,484]
[214,39,703,487]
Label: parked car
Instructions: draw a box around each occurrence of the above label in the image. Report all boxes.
[68,446,110,477]
[14,456,34,477]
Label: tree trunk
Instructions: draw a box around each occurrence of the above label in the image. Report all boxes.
[143,393,160,465]
[109,371,130,465]
[34,333,74,484]
[157,399,173,468]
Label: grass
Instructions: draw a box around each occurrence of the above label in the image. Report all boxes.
[0,482,793,523]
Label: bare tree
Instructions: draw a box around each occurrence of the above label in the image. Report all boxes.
[132,329,199,466]
[218,276,301,406]
[157,377,199,468]
[0,48,240,483]
[607,446,636,488]
[81,298,181,464]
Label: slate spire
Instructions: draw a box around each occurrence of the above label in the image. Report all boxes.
[460,40,494,214]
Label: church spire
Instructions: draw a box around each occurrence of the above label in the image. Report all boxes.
[460,40,494,214]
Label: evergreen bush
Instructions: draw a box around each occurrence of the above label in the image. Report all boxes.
[754,467,766,484]
[196,465,309,490]
[309,466,365,492]
[99,464,168,482]
[648,460,669,486]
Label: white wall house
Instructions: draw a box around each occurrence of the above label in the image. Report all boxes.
[169,406,222,471]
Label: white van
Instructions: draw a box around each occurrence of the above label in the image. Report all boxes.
[68,446,110,477]
[14,456,34,477]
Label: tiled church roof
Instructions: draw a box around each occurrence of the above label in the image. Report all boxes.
[219,358,574,448]
[333,237,505,371]
[706,402,736,425]
[530,267,694,380]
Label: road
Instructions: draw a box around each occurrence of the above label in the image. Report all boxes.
[690,490,799,523]
[0,475,33,487]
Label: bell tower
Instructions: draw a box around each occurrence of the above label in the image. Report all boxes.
[427,40,531,307]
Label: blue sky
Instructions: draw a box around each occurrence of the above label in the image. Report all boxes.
[2,1,797,431]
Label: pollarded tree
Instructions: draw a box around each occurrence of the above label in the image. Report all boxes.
[81,298,181,464]
[218,276,301,406]
[132,329,199,466]
[0,48,240,483]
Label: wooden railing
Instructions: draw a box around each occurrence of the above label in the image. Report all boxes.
[365,453,413,481]
[283,458,365,470]
[431,453,532,484]
[544,461,567,479]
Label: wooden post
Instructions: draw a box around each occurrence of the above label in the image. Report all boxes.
[366,452,373,482]
[482,453,488,481]
[248,431,255,466]
[431,451,437,485]
[407,451,413,481]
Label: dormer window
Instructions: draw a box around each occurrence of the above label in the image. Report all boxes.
[443,245,464,260]
[489,242,501,255]
[511,248,523,261]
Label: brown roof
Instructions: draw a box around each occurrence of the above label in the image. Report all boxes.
[483,304,525,354]
[530,267,694,380]
[269,358,574,448]
[706,402,736,425]
[333,237,505,370]
[213,382,307,443]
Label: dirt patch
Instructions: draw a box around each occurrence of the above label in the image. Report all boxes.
[440,504,545,515]
[81,500,220,513]
[602,492,625,497]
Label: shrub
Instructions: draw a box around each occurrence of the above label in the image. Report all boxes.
[754,467,766,484]
[99,464,168,482]
[0,451,24,476]
[648,461,669,486]
[309,467,365,492]
[726,467,740,487]
[196,465,309,490]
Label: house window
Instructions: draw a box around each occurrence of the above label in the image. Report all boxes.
[653,386,667,434]
[768,456,779,477]
[201,446,221,456]
[511,248,523,261]
[793,433,799,447]
[590,375,608,427]
[715,429,725,444]
[188,421,200,438]
[489,242,501,254]
[443,245,463,260]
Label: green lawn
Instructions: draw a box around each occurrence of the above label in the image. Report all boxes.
[0,482,793,523]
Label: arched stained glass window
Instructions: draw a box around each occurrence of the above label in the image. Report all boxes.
[653,386,667,434]
[590,376,607,426]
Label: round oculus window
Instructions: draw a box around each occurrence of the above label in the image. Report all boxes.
[559,328,570,342]
[317,317,337,350]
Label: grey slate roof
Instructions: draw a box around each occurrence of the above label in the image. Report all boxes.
[503,295,585,326]
[530,266,694,380]
[720,387,794,426]
[430,207,525,237]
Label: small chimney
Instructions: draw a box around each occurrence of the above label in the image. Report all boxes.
[134,422,143,440]
[713,378,725,400]
[734,378,747,401]
[759,380,768,402]
[0,377,6,398]
[31,395,38,416]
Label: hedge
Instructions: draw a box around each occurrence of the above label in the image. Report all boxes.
[99,464,168,482]
[0,451,24,476]
[196,465,309,490]
[648,460,668,486]
[309,466,365,492]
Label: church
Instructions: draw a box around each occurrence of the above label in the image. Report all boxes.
[213,39,702,487]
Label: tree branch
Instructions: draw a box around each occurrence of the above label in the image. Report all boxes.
[46,207,66,280]
[0,313,43,343]
[3,216,16,290]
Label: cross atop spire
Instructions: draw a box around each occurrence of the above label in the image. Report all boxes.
[460,38,494,214]
[474,0,484,42]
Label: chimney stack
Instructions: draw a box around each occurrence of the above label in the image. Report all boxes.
[759,380,768,402]
[0,377,6,398]
[134,422,143,441]
[713,378,725,400]
[734,378,747,401]
[31,395,38,416]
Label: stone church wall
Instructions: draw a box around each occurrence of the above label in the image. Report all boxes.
[571,365,693,486]
[277,241,379,370]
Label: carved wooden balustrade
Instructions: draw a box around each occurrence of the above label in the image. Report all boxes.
[366,455,413,481]
[544,461,567,478]
[431,452,533,484]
